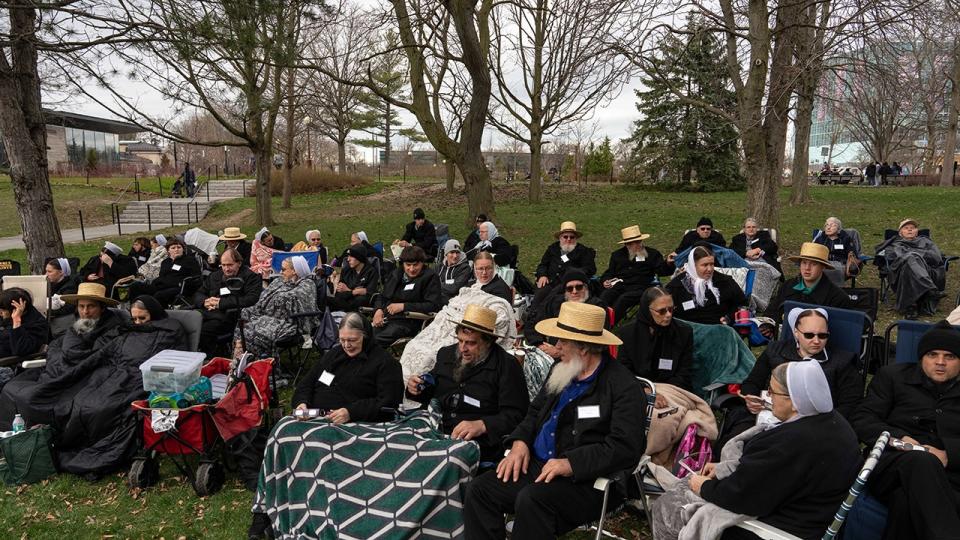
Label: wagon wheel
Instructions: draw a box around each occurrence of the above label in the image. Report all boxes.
[193,461,225,497]
[127,457,160,489]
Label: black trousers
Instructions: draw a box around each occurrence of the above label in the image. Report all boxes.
[463,460,615,540]
[199,313,238,358]
[868,450,960,540]
[373,318,421,348]
[600,283,651,321]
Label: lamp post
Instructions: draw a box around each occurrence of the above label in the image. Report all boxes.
[303,116,313,169]
[404,150,412,183]
[223,146,229,177]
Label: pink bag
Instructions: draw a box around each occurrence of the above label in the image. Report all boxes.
[673,423,713,478]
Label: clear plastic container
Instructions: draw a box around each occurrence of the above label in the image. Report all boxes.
[140,350,206,393]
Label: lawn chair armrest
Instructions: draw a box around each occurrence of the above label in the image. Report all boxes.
[404,311,435,320]
[21,359,46,369]
[736,520,803,540]
[0,351,44,368]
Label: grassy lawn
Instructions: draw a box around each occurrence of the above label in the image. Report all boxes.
[2,182,960,538]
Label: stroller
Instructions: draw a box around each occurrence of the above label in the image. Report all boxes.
[171,178,186,198]
[128,357,276,496]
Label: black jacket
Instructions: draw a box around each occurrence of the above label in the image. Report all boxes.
[616,319,693,391]
[476,236,515,268]
[291,343,403,422]
[49,277,78,318]
[676,230,726,253]
[814,230,856,263]
[376,267,442,315]
[402,220,438,258]
[599,246,673,289]
[468,275,512,304]
[331,262,379,310]
[192,266,263,323]
[234,240,252,267]
[741,341,863,418]
[764,276,856,323]
[666,272,746,325]
[700,411,861,539]
[438,261,473,304]
[408,343,529,463]
[78,252,138,294]
[524,293,607,346]
[153,255,202,293]
[535,243,597,285]
[128,248,150,267]
[730,231,781,271]
[464,229,481,255]
[852,363,960,484]
[506,357,646,482]
[0,307,49,358]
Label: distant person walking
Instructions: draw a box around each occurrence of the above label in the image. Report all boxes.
[176,163,197,197]
[879,161,892,186]
[865,162,877,187]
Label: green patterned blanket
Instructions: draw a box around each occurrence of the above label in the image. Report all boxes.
[253,411,480,539]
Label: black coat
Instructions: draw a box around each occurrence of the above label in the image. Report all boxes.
[153,255,202,293]
[407,343,529,463]
[598,246,673,290]
[0,307,49,358]
[763,276,856,323]
[666,272,746,325]
[234,240,252,267]
[730,231,781,271]
[852,363,960,485]
[472,274,512,304]
[676,230,726,253]
[291,343,403,422]
[464,229,481,255]
[814,230,856,263]
[438,261,473,304]
[128,248,150,267]
[402,220,438,258]
[507,357,646,482]
[616,318,693,391]
[476,236,515,268]
[192,266,263,325]
[523,293,606,345]
[741,341,863,419]
[376,266,442,315]
[700,411,861,539]
[49,277,77,318]
[535,242,597,285]
[78,252,138,294]
[331,262,379,311]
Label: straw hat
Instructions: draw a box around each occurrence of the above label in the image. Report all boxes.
[898,218,918,230]
[617,225,650,244]
[456,304,505,338]
[60,282,120,306]
[788,242,831,266]
[554,221,583,239]
[219,227,247,241]
[535,302,622,346]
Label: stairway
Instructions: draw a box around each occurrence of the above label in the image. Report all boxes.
[116,179,254,225]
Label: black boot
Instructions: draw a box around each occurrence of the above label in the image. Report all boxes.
[247,512,274,539]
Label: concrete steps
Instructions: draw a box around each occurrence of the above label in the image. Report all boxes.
[116,179,255,225]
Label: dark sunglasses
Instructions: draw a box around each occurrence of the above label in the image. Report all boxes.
[651,306,675,315]
[560,234,577,240]
[565,283,585,293]
[697,226,712,232]
[798,331,830,340]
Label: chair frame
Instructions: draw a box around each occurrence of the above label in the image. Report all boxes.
[872,228,958,303]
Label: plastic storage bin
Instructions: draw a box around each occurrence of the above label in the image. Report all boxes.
[140,350,206,393]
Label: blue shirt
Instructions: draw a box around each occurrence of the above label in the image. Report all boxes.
[533,361,603,462]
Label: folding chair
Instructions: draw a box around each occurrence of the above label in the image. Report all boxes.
[882,320,960,366]
[0,276,50,369]
[166,309,203,352]
[271,251,320,273]
[811,228,871,287]
[873,229,959,303]
[0,259,21,278]
[782,301,873,377]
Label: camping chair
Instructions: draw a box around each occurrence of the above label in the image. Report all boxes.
[882,320,960,366]
[166,309,202,352]
[434,224,450,266]
[811,228,871,287]
[0,275,51,369]
[873,229,958,303]
[730,431,891,540]
[270,251,321,274]
[0,260,21,278]
[782,301,873,378]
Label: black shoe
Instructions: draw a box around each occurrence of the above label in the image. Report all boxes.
[248,512,274,539]
[904,307,918,320]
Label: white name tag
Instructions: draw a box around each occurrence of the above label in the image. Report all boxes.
[319,370,335,386]
[578,405,601,419]
[560,254,570,263]
[682,300,696,311]
[403,283,415,291]
[659,358,674,370]
[635,256,645,262]
[834,244,844,250]
[463,395,481,408]
[172,264,181,271]
[749,238,759,245]
[445,278,455,285]
[219,287,231,295]
[138,256,147,261]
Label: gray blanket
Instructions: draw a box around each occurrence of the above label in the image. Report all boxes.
[876,235,943,312]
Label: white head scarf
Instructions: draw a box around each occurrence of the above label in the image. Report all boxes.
[104,241,122,256]
[290,256,311,279]
[481,221,499,241]
[787,307,828,333]
[356,231,368,243]
[255,227,269,242]
[56,258,71,278]
[305,229,321,243]
[684,249,720,307]
[786,360,833,417]
[155,234,167,246]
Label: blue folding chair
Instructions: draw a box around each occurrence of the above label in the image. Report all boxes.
[882,320,960,365]
[270,251,320,274]
[782,301,873,376]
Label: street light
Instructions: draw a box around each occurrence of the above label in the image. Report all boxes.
[303,116,313,169]
[223,146,229,177]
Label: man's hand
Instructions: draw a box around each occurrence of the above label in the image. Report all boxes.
[451,420,486,441]
[743,394,765,414]
[688,474,709,495]
[372,309,386,327]
[654,393,668,409]
[204,297,220,311]
[924,446,949,468]
[386,303,405,315]
[667,252,677,264]
[700,462,718,479]
[602,279,613,289]
[336,282,350,293]
[534,458,573,483]
[497,441,530,482]
[538,343,560,359]
[353,287,367,296]
[406,375,423,395]
[746,248,762,259]
[536,276,549,288]
[325,408,351,424]
[759,324,774,338]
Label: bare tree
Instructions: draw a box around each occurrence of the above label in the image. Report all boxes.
[940,0,960,186]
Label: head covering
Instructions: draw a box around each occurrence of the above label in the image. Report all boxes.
[399,245,428,263]
[787,307,828,332]
[305,229,321,242]
[457,304,505,338]
[347,243,368,261]
[356,231,368,243]
[562,268,589,286]
[555,221,583,239]
[132,295,167,320]
[444,239,462,253]
[56,258,72,278]
[697,217,713,228]
[413,208,426,220]
[104,241,123,256]
[481,221,499,240]
[476,213,488,223]
[290,255,311,279]
[786,360,834,417]
[255,227,269,242]
[898,218,918,231]
[155,234,167,246]
[636,287,671,330]
[617,225,650,244]
[219,227,247,241]
[535,302,622,346]
[684,249,720,307]
[60,282,120,306]
[788,242,831,266]
[918,320,960,358]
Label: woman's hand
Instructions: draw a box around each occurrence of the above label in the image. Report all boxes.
[372,309,385,327]
[700,462,717,479]
[654,394,668,409]
[688,474,709,495]
[10,298,26,327]
[406,375,423,395]
[353,287,367,296]
[100,252,113,267]
[743,394,764,414]
[336,282,350,293]
[325,408,350,424]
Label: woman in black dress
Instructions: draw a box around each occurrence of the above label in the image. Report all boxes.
[666,245,747,325]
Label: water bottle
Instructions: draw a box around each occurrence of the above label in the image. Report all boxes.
[11,414,25,434]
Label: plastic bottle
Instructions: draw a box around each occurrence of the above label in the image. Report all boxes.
[11,414,25,434]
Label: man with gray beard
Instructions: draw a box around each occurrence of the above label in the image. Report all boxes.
[464,302,646,539]
[534,221,597,290]
[599,225,674,320]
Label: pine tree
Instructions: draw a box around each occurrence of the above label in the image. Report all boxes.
[626,18,743,190]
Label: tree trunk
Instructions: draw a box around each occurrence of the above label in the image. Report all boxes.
[337,140,347,175]
[383,101,392,166]
[0,1,65,272]
[282,71,295,209]
[255,146,274,226]
[445,158,456,192]
[941,49,960,187]
[458,150,495,223]
[790,76,817,204]
[528,130,542,203]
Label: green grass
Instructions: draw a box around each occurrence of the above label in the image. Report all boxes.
[3,182,960,538]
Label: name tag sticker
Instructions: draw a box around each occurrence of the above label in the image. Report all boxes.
[463,395,481,408]
[560,254,570,263]
[445,278,455,285]
[319,370,335,386]
[749,238,759,245]
[834,244,844,250]
[635,257,645,262]
[403,283,416,291]
[172,264,181,271]
[219,287,231,295]
[138,256,147,261]
[659,358,674,370]
[682,300,696,311]
[578,405,601,419]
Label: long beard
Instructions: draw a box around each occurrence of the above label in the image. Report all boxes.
[627,245,647,260]
[72,318,97,335]
[559,242,577,255]
[545,353,585,395]
[453,346,489,382]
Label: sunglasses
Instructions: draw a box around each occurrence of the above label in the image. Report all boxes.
[798,331,830,340]
[651,306,675,315]
[560,234,577,240]
[697,227,712,232]
[565,283,585,293]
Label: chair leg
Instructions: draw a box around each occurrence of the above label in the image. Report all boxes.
[594,482,611,540]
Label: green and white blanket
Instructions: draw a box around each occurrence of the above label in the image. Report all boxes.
[253,412,480,539]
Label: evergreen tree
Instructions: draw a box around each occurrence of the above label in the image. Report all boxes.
[626,18,743,190]
[584,137,614,177]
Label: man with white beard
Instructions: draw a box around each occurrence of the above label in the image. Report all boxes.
[534,221,597,291]
[463,302,646,539]
[598,225,674,321]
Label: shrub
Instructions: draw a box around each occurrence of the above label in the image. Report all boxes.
[269,168,371,196]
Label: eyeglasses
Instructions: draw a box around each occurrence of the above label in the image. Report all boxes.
[697,227,712,232]
[565,283,585,293]
[767,388,790,398]
[798,331,830,340]
[339,337,361,345]
[651,306,675,315]
[560,234,577,240]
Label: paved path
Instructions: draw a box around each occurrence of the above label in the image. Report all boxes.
[0,222,174,251]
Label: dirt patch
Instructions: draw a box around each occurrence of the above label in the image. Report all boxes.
[204,208,255,232]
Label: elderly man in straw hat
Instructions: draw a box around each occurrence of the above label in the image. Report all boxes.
[463,302,646,539]
[763,242,855,328]
[534,221,597,291]
[219,227,252,267]
[406,305,528,464]
[597,225,674,320]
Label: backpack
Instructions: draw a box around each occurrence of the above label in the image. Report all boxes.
[673,423,712,479]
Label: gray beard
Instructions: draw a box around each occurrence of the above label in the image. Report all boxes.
[560,243,577,255]
[544,353,585,395]
[453,346,490,383]
[72,318,98,335]
[627,245,647,260]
